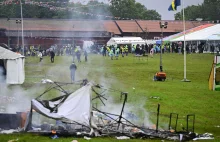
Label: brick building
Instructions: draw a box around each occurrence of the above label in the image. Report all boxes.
[0,18,209,48]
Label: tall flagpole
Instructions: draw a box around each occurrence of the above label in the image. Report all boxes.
[20,0,24,56]
[181,0,190,82]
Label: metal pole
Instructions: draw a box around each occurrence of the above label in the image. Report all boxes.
[7,18,10,48]
[20,0,24,56]
[17,23,19,46]
[181,0,190,82]
[160,28,163,72]
[156,104,160,133]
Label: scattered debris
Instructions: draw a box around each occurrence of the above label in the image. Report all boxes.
[214,125,220,128]
[41,79,53,84]
[150,96,160,100]
[84,136,91,140]
[71,140,78,142]
[0,129,19,134]
[8,139,18,142]
[116,136,130,140]
[193,133,214,141]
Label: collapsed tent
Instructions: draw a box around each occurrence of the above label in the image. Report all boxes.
[21,80,201,141]
[26,82,92,129]
[0,46,25,84]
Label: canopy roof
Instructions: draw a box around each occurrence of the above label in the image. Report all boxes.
[107,37,145,45]
[171,24,220,41]
[207,34,220,41]
[0,46,24,60]
[160,24,214,42]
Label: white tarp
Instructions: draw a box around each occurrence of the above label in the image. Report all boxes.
[32,83,92,127]
[107,37,145,46]
[0,46,25,84]
[171,24,220,41]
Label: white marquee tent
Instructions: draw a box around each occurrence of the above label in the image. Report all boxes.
[0,46,25,84]
[206,34,220,41]
[171,24,220,42]
[107,37,146,46]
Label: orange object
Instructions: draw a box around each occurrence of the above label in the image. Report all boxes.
[155,72,166,81]
[51,130,56,134]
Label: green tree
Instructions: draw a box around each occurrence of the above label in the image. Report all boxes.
[175,0,220,21]
[110,0,161,20]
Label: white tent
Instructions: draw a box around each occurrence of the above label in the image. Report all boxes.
[107,37,146,46]
[171,24,220,42]
[206,34,220,41]
[0,46,25,84]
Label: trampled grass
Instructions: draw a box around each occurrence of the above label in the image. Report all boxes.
[1,53,220,142]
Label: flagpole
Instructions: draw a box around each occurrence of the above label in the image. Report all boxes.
[181,0,190,82]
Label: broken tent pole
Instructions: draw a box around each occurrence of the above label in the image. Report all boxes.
[156,104,160,133]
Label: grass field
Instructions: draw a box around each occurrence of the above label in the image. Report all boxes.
[1,53,220,142]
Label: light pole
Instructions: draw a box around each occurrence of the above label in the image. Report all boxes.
[7,17,10,48]
[159,21,168,72]
[20,0,24,56]
[16,19,21,48]
[154,21,168,82]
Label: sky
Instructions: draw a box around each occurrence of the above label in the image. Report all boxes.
[136,0,204,20]
[71,0,204,20]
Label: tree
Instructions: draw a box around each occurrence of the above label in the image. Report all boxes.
[110,0,161,20]
[0,0,161,20]
[175,0,220,21]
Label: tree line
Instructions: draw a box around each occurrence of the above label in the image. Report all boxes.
[0,0,161,20]
[175,0,220,21]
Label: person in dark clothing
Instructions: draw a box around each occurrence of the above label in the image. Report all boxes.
[84,50,88,62]
[69,62,77,83]
[50,51,55,63]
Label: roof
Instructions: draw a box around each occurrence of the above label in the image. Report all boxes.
[0,19,120,34]
[115,20,143,33]
[103,21,121,35]
[0,19,210,34]
[137,20,209,33]
[0,46,24,59]
[172,24,220,41]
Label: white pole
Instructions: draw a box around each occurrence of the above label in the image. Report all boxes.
[20,0,24,56]
[182,0,190,82]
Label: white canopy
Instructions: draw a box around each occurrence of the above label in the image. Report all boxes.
[0,46,25,84]
[171,24,220,42]
[107,37,146,46]
[31,83,92,127]
[206,34,220,41]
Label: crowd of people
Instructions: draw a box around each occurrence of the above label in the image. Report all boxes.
[98,42,220,59]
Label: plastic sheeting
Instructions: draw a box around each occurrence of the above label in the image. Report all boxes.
[31,83,92,127]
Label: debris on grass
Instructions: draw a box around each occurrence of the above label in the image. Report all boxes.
[8,139,18,142]
[84,136,91,140]
[116,136,130,140]
[193,133,214,141]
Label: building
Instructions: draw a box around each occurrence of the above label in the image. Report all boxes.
[0,18,209,48]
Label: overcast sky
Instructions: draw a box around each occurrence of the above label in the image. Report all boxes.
[136,0,204,20]
[71,0,204,20]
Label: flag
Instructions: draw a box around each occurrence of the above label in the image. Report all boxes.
[168,0,181,11]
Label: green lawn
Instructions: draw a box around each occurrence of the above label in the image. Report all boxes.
[1,53,220,142]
